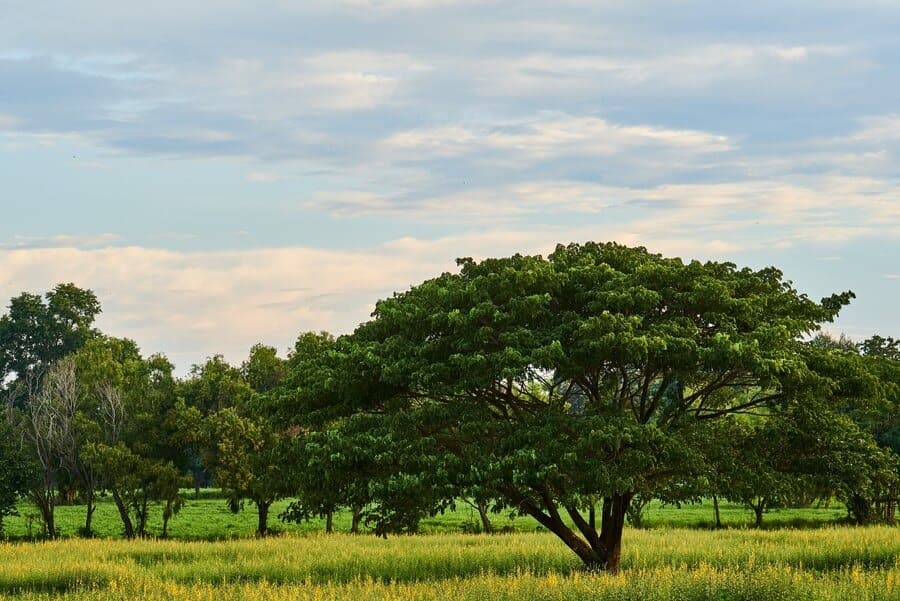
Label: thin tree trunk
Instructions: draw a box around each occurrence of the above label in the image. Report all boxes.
[885,487,897,525]
[713,495,722,529]
[476,501,493,534]
[83,488,95,535]
[112,488,135,539]
[589,503,596,531]
[162,499,175,538]
[257,501,270,536]
[137,495,149,537]
[32,489,57,539]
[350,504,362,534]
[325,509,334,533]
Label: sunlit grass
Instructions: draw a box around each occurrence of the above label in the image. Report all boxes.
[1,526,898,600]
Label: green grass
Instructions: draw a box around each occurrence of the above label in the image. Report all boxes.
[1,491,850,540]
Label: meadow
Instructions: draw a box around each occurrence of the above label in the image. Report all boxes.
[1,492,849,540]
[1,527,899,600]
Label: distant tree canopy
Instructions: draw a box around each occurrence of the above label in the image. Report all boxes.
[0,283,100,382]
[283,242,871,571]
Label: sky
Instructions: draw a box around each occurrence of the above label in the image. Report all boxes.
[1,1,898,372]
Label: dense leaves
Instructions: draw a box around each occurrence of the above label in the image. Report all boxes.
[285,242,864,571]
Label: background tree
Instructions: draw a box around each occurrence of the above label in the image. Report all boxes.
[181,355,252,416]
[242,344,285,394]
[0,283,100,388]
[0,419,32,533]
[287,242,855,572]
[805,333,900,522]
[75,340,194,538]
[202,405,286,536]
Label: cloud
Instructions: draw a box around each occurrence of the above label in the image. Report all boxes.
[198,51,431,116]
[0,228,762,371]
[846,115,900,143]
[383,115,733,161]
[0,233,121,250]
[306,175,900,243]
[0,244,441,370]
[471,44,855,97]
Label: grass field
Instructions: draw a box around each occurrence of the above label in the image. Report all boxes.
[1,527,899,600]
[1,491,850,540]
[2,493,891,600]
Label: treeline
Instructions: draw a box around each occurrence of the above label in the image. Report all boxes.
[1,243,899,573]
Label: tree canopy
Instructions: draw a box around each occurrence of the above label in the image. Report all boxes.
[286,242,859,571]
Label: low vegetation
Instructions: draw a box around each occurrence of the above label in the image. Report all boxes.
[1,527,899,600]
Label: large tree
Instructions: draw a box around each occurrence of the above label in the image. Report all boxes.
[289,242,853,572]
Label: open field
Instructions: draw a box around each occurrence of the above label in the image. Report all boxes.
[1,527,899,600]
[1,492,850,540]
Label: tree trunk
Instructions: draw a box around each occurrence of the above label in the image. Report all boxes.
[753,498,765,529]
[507,486,630,573]
[112,488,135,539]
[325,509,334,533]
[83,488,95,535]
[713,495,722,529]
[32,489,57,539]
[885,487,897,525]
[162,499,174,539]
[848,494,874,525]
[350,504,362,534]
[477,501,494,534]
[597,494,630,572]
[257,501,270,536]
[136,495,149,537]
[589,503,596,531]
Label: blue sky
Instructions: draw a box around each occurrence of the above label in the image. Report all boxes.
[1,0,898,370]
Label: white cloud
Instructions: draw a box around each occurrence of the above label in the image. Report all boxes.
[844,114,900,144]
[0,233,121,250]
[384,115,733,161]
[200,51,431,116]
[472,44,854,96]
[0,230,756,371]
[307,175,900,239]
[0,244,442,370]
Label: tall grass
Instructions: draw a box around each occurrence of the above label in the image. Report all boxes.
[1,527,898,600]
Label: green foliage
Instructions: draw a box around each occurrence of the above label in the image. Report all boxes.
[201,349,290,535]
[0,420,31,532]
[182,356,253,416]
[242,344,285,393]
[284,242,857,570]
[0,283,100,382]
